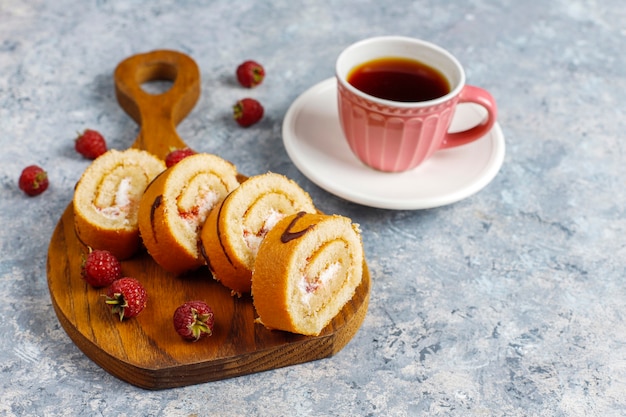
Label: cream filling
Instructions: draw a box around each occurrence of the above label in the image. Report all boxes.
[96,177,132,220]
[180,190,219,233]
[298,261,341,306]
[243,209,284,256]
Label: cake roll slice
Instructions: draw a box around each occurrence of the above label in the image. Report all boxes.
[252,212,364,336]
[200,172,316,295]
[73,149,166,260]
[137,153,239,275]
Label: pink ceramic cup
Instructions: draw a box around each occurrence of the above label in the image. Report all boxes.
[336,36,497,172]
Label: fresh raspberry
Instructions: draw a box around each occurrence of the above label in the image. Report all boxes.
[236,60,265,88]
[75,129,107,159]
[165,147,196,168]
[18,165,49,196]
[81,249,122,288]
[105,277,147,320]
[173,300,215,341]
[233,98,264,127]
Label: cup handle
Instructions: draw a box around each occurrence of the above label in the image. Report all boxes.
[440,85,498,149]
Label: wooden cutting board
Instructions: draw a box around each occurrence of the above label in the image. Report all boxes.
[46,50,370,390]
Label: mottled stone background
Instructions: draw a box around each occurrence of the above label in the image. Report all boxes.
[1,0,625,416]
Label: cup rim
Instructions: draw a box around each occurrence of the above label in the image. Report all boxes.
[335,36,466,108]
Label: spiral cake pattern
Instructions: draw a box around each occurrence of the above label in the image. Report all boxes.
[138,153,239,274]
[200,172,316,295]
[252,212,364,336]
[73,149,166,259]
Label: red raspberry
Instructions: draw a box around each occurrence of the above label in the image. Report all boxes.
[233,98,264,127]
[165,147,196,168]
[81,249,122,288]
[75,129,107,159]
[105,277,147,320]
[236,60,265,88]
[173,300,215,341]
[18,165,49,196]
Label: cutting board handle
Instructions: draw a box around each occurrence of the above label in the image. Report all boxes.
[114,50,201,159]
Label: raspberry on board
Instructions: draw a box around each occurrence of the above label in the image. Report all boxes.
[105,277,147,320]
[81,249,122,288]
[173,300,215,341]
[165,147,196,168]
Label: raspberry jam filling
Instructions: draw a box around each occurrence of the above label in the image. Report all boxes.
[243,209,284,255]
[178,191,219,232]
[299,262,340,304]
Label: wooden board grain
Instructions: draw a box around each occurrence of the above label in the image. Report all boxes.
[45,50,370,389]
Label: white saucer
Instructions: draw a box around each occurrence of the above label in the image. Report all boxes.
[282,78,505,210]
